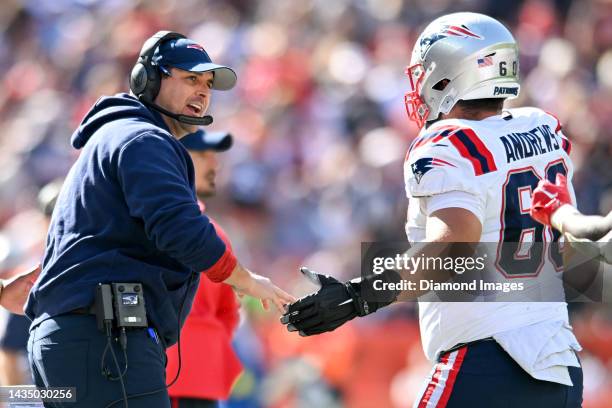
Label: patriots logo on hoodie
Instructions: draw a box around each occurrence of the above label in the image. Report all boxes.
[411,157,456,183]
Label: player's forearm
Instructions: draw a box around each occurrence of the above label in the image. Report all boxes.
[553,206,612,241]
[396,207,482,300]
[566,214,612,241]
[351,242,454,310]
[388,241,477,301]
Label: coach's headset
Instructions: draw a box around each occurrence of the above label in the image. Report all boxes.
[130,30,214,126]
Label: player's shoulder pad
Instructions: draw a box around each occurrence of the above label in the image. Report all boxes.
[504,107,572,155]
[404,120,495,198]
[505,107,560,130]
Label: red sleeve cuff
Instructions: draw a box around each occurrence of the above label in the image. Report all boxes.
[203,247,237,282]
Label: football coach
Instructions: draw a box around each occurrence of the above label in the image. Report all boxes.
[25,31,293,408]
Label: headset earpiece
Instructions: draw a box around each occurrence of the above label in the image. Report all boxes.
[129,31,185,103]
[129,63,148,96]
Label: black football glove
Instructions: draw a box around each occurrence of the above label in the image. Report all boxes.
[280,267,399,336]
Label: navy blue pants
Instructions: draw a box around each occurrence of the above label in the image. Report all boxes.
[414,340,582,408]
[27,314,169,407]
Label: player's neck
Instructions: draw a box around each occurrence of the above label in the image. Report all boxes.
[442,107,502,122]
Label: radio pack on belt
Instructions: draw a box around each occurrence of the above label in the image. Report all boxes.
[94,283,148,331]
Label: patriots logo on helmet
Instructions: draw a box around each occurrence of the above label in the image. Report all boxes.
[419,24,483,59]
[411,157,456,183]
[440,25,483,39]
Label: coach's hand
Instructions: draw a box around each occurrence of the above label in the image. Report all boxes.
[225,264,295,313]
[0,264,41,315]
[280,267,398,336]
[530,173,572,227]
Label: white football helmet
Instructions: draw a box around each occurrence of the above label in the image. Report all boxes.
[405,12,520,128]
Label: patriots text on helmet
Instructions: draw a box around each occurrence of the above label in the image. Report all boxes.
[493,86,519,96]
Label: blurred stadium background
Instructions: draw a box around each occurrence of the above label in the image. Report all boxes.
[0,0,610,407]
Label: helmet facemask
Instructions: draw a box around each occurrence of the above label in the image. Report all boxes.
[404,63,429,129]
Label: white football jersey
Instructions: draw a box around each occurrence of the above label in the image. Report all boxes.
[404,107,580,380]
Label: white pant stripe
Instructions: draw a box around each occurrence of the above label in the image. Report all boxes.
[414,350,459,408]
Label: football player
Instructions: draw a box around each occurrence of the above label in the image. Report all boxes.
[282,12,584,407]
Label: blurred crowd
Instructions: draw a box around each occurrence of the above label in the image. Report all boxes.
[0,0,611,407]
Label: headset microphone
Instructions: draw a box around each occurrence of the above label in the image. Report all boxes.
[141,101,213,126]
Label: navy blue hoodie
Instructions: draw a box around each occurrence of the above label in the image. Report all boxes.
[25,93,230,346]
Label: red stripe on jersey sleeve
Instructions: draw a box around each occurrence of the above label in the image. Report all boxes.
[432,158,457,167]
[561,137,572,155]
[544,110,563,133]
[462,128,497,172]
[448,134,486,175]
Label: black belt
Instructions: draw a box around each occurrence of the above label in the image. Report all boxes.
[69,305,96,315]
[437,337,495,362]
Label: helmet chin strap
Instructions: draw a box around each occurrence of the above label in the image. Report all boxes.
[142,100,213,126]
